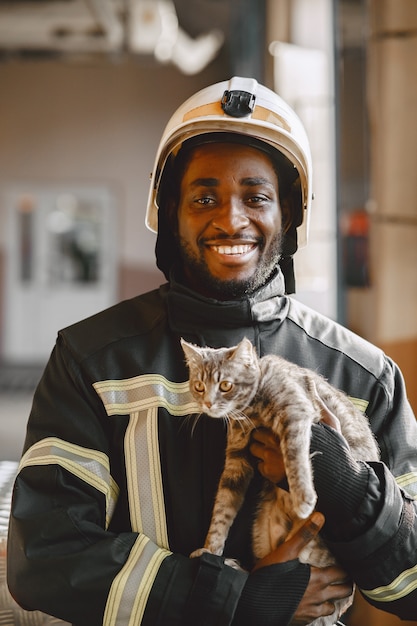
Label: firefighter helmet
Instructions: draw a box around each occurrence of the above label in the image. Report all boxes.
[145,75,313,248]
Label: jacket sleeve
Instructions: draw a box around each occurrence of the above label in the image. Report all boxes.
[313,357,417,620]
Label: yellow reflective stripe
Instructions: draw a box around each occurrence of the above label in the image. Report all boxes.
[103,534,171,626]
[347,398,417,499]
[395,472,417,499]
[182,101,223,120]
[19,437,119,529]
[93,374,198,416]
[346,398,417,499]
[348,396,369,413]
[361,563,417,603]
[252,105,292,131]
[94,374,194,549]
[181,101,291,132]
[147,406,168,545]
[125,407,169,548]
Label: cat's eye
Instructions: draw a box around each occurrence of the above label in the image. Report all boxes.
[219,380,233,392]
[194,381,205,393]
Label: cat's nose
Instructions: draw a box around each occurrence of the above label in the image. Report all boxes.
[205,401,212,409]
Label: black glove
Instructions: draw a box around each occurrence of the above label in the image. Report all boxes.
[310,423,383,541]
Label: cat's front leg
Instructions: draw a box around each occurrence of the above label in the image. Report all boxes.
[190,454,254,562]
[203,457,254,555]
[278,414,317,520]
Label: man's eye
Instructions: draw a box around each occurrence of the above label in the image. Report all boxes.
[247,195,268,205]
[195,196,214,205]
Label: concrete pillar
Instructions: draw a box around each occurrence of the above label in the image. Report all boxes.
[367,0,417,412]
[268,0,338,321]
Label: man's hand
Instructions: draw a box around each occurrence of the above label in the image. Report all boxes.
[250,427,285,484]
[253,512,353,625]
[291,561,353,625]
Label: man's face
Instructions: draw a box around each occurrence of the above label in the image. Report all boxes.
[176,141,284,299]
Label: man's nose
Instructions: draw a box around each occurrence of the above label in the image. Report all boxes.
[211,199,250,233]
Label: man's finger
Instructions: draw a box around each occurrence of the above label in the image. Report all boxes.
[252,511,325,571]
[284,511,325,558]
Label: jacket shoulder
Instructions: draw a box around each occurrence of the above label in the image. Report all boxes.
[285,297,386,379]
[57,287,167,360]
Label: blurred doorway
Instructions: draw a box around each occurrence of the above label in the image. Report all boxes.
[3,185,116,363]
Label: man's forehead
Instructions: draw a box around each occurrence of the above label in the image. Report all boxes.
[187,175,277,189]
[181,143,279,188]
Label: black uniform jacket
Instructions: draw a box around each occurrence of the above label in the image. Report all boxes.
[7,271,417,625]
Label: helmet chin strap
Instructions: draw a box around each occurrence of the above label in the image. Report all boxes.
[278,256,296,295]
[279,215,298,295]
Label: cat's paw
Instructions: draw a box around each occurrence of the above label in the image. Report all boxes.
[224,558,246,571]
[190,547,212,559]
[293,495,317,519]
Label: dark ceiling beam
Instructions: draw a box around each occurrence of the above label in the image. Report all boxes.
[229,0,266,81]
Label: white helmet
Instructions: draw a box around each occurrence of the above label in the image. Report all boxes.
[145,76,313,248]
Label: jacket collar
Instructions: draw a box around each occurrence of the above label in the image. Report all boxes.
[165,269,289,337]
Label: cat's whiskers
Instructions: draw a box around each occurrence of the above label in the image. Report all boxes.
[221,414,232,430]
[226,410,255,433]
[179,412,203,436]
[191,413,204,436]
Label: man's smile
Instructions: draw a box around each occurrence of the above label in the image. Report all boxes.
[207,242,258,256]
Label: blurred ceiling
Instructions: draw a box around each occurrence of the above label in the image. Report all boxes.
[0,0,365,73]
[0,0,232,73]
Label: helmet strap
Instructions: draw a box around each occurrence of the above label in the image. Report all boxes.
[279,255,296,294]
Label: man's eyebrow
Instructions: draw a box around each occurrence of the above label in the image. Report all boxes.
[190,177,219,188]
[190,176,274,187]
[241,177,275,187]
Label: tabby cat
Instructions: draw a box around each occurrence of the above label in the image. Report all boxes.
[181,336,380,626]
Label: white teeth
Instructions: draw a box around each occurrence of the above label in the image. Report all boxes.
[212,245,252,255]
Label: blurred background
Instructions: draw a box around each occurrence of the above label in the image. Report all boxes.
[0,1,416,624]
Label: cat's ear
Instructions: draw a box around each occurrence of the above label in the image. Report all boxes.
[180,338,201,366]
[233,337,257,366]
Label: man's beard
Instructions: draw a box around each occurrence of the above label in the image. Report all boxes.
[177,232,283,300]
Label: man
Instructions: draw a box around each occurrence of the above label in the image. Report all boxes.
[7,77,417,626]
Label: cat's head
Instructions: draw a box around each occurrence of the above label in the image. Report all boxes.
[181,337,261,418]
